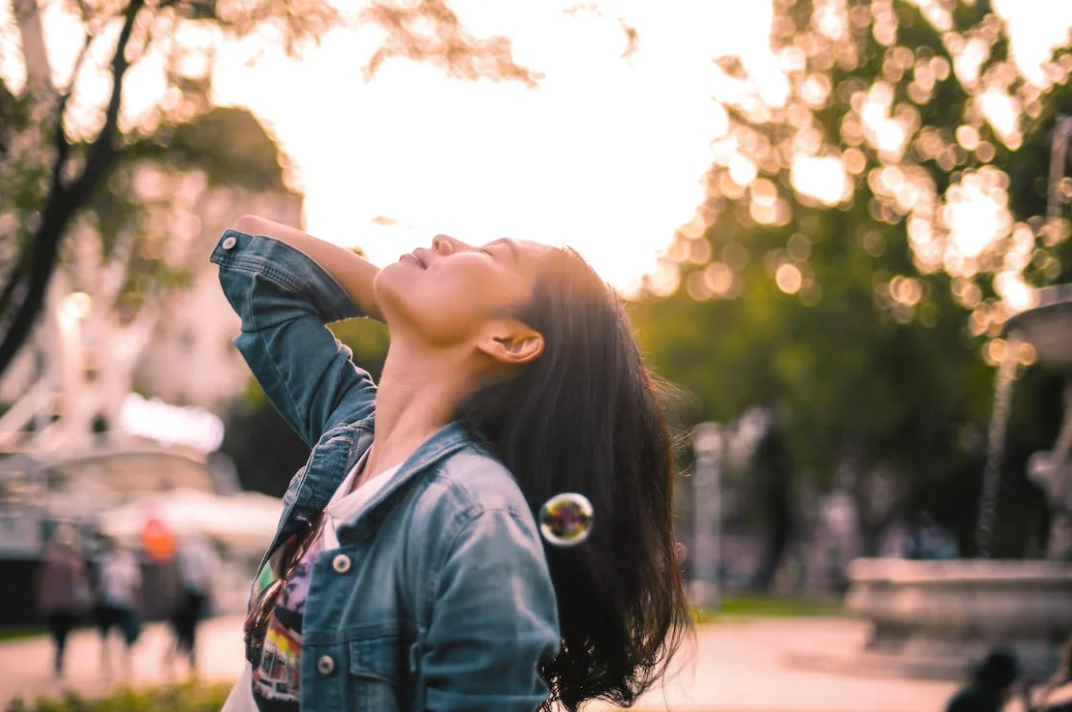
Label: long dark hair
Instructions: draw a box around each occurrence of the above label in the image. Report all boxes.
[456,247,692,711]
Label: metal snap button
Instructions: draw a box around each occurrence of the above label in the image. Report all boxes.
[332,553,352,574]
[222,235,237,250]
[317,655,335,675]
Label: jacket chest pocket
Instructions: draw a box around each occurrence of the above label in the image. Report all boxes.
[348,635,402,712]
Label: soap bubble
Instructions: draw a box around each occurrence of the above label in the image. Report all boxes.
[539,493,594,547]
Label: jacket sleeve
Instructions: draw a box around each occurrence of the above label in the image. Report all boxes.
[210,229,377,446]
[421,507,560,712]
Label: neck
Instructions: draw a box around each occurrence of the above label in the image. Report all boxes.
[368,339,473,476]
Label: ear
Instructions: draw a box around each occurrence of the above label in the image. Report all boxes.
[476,322,545,366]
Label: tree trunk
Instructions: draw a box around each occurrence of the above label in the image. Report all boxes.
[0,0,144,380]
[13,0,55,97]
[0,194,70,377]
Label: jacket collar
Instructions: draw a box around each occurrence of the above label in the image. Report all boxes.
[329,420,476,542]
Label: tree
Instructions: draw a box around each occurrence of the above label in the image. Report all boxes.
[632,0,1071,567]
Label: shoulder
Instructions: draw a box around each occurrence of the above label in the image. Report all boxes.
[434,445,532,516]
[945,686,995,712]
[410,443,540,545]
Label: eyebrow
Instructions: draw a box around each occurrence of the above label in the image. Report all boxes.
[489,238,520,265]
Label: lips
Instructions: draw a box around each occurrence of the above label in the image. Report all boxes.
[411,248,430,269]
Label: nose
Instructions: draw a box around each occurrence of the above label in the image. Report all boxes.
[431,234,473,256]
[431,235,452,255]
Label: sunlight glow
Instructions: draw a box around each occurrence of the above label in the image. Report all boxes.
[791,155,850,206]
[941,168,1012,263]
[775,263,803,294]
[1,0,1070,293]
[208,0,771,290]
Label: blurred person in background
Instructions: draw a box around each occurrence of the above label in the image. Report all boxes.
[93,535,142,679]
[1026,636,1072,711]
[36,523,92,677]
[904,510,960,560]
[213,217,690,712]
[167,533,219,675]
[946,648,1024,712]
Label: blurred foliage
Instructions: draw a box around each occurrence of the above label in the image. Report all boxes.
[91,106,293,320]
[137,108,291,193]
[360,0,540,85]
[72,107,291,325]
[633,0,1072,558]
[3,683,231,712]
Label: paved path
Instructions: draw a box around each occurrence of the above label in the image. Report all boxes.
[614,618,959,712]
[0,616,966,712]
[0,616,246,706]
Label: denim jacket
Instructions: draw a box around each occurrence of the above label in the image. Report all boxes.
[211,229,560,712]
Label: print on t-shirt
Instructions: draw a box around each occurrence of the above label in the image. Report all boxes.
[250,535,324,712]
[245,456,400,712]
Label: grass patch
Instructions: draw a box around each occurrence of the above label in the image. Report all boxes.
[697,594,845,622]
[0,628,46,643]
[3,683,232,712]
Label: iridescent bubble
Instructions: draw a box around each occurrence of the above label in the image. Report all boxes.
[539,493,594,547]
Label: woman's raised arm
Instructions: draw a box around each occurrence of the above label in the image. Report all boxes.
[211,220,379,444]
[231,215,383,321]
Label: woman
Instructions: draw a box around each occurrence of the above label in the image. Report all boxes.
[167,533,219,674]
[38,523,92,677]
[215,216,690,712]
[945,648,1023,712]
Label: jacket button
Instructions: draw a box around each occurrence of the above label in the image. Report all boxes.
[317,655,335,675]
[332,554,352,574]
[222,235,237,250]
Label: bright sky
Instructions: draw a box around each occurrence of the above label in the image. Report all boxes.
[2,0,1072,291]
[208,0,754,291]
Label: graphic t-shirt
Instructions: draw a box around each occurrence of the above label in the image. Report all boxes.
[238,456,400,712]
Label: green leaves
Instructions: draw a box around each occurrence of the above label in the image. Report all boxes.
[634,0,1072,552]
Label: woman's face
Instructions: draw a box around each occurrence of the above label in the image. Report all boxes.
[375,235,550,349]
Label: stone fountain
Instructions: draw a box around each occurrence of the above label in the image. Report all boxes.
[1012,284,1072,560]
[789,285,1072,681]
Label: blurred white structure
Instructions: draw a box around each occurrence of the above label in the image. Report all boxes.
[100,488,280,553]
[0,149,302,454]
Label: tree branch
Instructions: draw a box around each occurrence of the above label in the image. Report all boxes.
[0,0,146,378]
[63,32,96,99]
[67,0,145,206]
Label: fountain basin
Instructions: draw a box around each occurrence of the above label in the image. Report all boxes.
[1006,284,1072,370]
[787,558,1072,680]
[848,558,1072,638]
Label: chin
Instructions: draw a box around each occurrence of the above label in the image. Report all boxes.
[376,260,412,290]
[373,265,418,325]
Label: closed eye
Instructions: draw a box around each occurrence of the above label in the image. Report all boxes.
[487,238,519,265]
